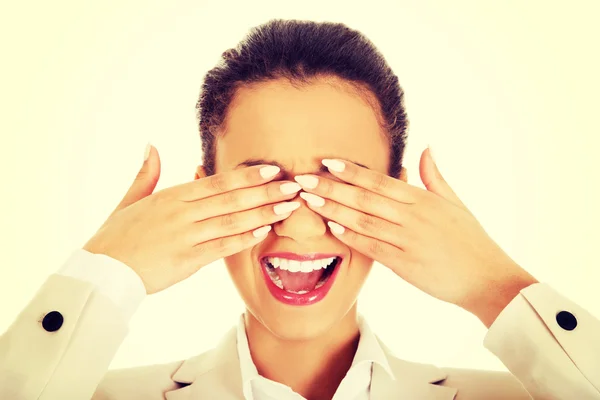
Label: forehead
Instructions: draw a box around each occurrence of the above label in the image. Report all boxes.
[215,77,389,174]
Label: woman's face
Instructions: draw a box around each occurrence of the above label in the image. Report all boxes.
[212,77,405,340]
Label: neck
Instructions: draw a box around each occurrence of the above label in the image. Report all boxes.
[244,306,360,400]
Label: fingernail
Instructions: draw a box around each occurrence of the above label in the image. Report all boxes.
[427,144,436,163]
[280,182,302,195]
[328,221,345,234]
[260,165,281,179]
[299,192,325,207]
[144,142,152,161]
[252,225,272,238]
[322,159,345,172]
[273,201,301,215]
[294,175,319,189]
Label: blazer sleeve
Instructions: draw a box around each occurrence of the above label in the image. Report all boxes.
[0,274,131,400]
[484,282,600,399]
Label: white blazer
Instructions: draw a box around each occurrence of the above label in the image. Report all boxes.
[0,274,599,399]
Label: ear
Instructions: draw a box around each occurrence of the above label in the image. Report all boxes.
[194,165,207,180]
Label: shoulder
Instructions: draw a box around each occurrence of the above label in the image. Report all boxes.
[92,360,186,400]
[92,327,239,399]
[440,367,532,400]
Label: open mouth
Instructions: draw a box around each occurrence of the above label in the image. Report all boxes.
[259,255,342,306]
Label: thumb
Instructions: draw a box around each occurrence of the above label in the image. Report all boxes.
[114,143,161,213]
[195,165,207,180]
[419,146,467,210]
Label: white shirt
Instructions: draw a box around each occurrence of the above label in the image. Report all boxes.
[58,249,395,399]
[236,314,394,400]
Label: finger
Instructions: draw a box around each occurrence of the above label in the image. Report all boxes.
[113,143,162,214]
[170,164,282,202]
[182,224,273,276]
[320,159,421,204]
[185,180,302,222]
[299,192,410,249]
[191,201,301,244]
[325,221,414,273]
[195,165,207,180]
[420,147,468,210]
[294,174,413,226]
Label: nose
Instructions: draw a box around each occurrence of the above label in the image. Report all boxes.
[273,193,327,241]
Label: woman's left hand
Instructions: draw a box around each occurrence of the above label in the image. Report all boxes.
[294,148,538,327]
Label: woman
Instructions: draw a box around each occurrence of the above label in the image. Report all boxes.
[1,19,598,400]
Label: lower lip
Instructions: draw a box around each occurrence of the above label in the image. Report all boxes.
[259,258,342,306]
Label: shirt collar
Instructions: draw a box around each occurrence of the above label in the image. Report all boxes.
[236,313,395,399]
[353,314,395,378]
[236,314,260,400]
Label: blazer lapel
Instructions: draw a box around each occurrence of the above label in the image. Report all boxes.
[166,327,244,400]
[370,339,458,400]
[164,326,458,400]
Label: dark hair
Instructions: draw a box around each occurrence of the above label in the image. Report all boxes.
[197,19,408,178]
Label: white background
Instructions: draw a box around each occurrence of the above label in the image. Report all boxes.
[1,0,599,371]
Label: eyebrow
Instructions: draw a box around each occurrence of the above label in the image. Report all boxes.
[235,158,371,174]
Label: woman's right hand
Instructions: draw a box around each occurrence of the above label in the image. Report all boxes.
[83,145,301,294]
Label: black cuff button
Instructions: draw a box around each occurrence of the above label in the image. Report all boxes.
[556,311,577,331]
[42,311,64,332]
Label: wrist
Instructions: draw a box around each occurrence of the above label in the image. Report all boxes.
[470,270,538,328]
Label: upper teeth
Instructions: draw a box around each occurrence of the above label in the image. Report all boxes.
[265,256,336,272]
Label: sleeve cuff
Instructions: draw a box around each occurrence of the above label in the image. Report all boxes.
[57,249,146,322]
[484,282,600,397]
